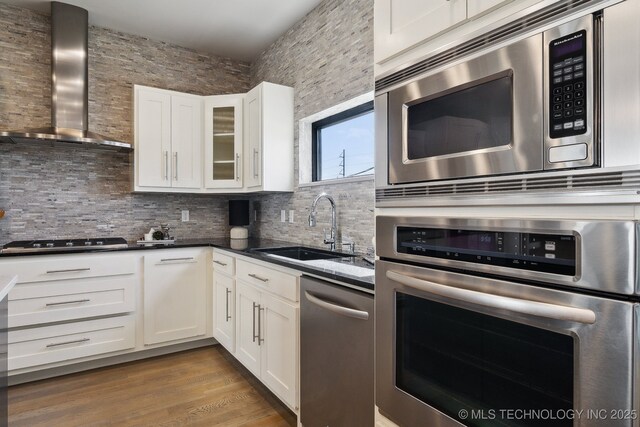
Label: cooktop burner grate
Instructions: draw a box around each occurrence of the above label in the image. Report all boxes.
[1,237,129,253]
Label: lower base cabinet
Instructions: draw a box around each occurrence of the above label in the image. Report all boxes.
[235,280,298,409]
[143,249,207,345]
[8,315,135,371]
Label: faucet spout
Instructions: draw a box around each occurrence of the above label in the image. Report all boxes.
[308,192,337,251]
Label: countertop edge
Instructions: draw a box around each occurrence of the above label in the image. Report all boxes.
[0,275,17,301]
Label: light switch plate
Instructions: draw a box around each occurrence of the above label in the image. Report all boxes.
[289,210,295,223]
[281,210,286,222]
[181,210,189,222]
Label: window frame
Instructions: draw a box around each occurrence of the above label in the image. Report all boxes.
[311,100,374,182]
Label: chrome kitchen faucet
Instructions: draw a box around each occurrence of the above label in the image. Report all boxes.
[308,192,337,251]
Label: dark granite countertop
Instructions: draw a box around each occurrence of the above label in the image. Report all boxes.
[0,238,375,292]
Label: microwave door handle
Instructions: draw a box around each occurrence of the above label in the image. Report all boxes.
[386,270,596,325]
[304,291,370,320]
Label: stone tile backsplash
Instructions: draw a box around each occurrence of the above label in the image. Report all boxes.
[0,0,375,247]
[0,3,250,243]
[250,0,375,254]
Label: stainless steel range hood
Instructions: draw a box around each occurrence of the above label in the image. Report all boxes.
[0,2,132,151]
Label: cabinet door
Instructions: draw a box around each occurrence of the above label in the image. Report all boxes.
[374,0,466,64]
[244,85,262,188]
[171,95,203,189]
[135,87,172,188]
[235,281,262,376]
[204,95,244,189]
[143,250,206,345]
[467,0,511,18]
[261,293,298,409]
[213,272,235,353]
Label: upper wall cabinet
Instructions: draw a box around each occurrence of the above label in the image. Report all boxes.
[244,82,294,192]
[133,82,293,194]
[134,86,203,192]
[204,94,244,189]
[374,0,548,77]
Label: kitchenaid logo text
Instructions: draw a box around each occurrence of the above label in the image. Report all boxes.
[554,33,584,46]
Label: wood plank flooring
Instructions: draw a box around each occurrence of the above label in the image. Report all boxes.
[8,345,296,426]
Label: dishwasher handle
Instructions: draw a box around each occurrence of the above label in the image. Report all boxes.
[386,270,596,325]
[304,291,369,321]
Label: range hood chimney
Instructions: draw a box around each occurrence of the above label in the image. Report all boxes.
[0,2,132,151]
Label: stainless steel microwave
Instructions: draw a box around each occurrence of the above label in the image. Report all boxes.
[375,0,640,190]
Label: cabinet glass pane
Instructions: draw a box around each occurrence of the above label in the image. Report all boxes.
[213,107,235,134]
[212,106,235,181]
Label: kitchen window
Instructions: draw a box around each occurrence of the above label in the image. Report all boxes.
[310,101,374,182]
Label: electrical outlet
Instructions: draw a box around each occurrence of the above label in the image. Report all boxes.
[289,210,295,223]
[181,210,189,222]
[281,210,286,222]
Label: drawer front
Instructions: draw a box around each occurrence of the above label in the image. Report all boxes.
[8,315,136,371]
[213,251,235,276]
[236,259,298,302]
[8,275,136,328]
[1,253,135,284]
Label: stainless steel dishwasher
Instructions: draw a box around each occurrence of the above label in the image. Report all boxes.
[300,276,374,427]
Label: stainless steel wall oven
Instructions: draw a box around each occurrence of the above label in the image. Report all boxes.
[375,216,640,427]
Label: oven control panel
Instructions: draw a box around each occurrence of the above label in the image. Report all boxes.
[549,30,588,139]
[396,227,576,275]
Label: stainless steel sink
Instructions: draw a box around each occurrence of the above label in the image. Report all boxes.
[252,246,356,261]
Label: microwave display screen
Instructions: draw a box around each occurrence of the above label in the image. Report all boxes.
[549,30,587,139]
[405,75,512,160]
[396,226,576,275]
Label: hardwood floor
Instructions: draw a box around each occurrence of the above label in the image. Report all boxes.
[8,345,296,426]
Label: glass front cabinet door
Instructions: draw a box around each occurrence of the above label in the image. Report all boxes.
[204,94,244,189]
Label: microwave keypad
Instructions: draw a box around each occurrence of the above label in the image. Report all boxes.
[549,31,587,139]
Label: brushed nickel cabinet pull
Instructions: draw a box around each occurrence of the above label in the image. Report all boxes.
[46,338,90,348]
[258,305,264,345]
[236,153,240,180]
[160,257,194,262]
[252,302,259,342]
[225,288,231,321]
[174,152,178,180]
[46,268,90,274]
[248,273,269,283]
[213,260,228,266]
[45,299,91,307]
[253,149,259,178]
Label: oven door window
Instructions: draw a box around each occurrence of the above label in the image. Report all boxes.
[396,292,573,426]
[405,74,513,160]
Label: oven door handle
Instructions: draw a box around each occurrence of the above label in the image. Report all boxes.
[386,270,596,324]
[304,291,370,320]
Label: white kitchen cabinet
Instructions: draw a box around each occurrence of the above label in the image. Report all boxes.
[134,85,203,192]
[374,0,467,64]
[0,252,138,372]
[244,82,294,192]
[213,271,235,353]
[143,248,207,345]
[374,0,548,76]
[234,257,299,410]
[204,94,244,189]
[235,280,262,375]
[235,279,298,409]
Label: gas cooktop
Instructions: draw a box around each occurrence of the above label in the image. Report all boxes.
[1,238,129,254]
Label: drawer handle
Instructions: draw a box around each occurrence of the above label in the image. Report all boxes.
[213,260,228,266]
[45,299,91,307]
[46,338,90,348]
[248,273,269,283]
[159,257,194,262]
[46,268,91,274]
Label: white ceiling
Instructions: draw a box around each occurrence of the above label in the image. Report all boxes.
[2,0,323,61]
